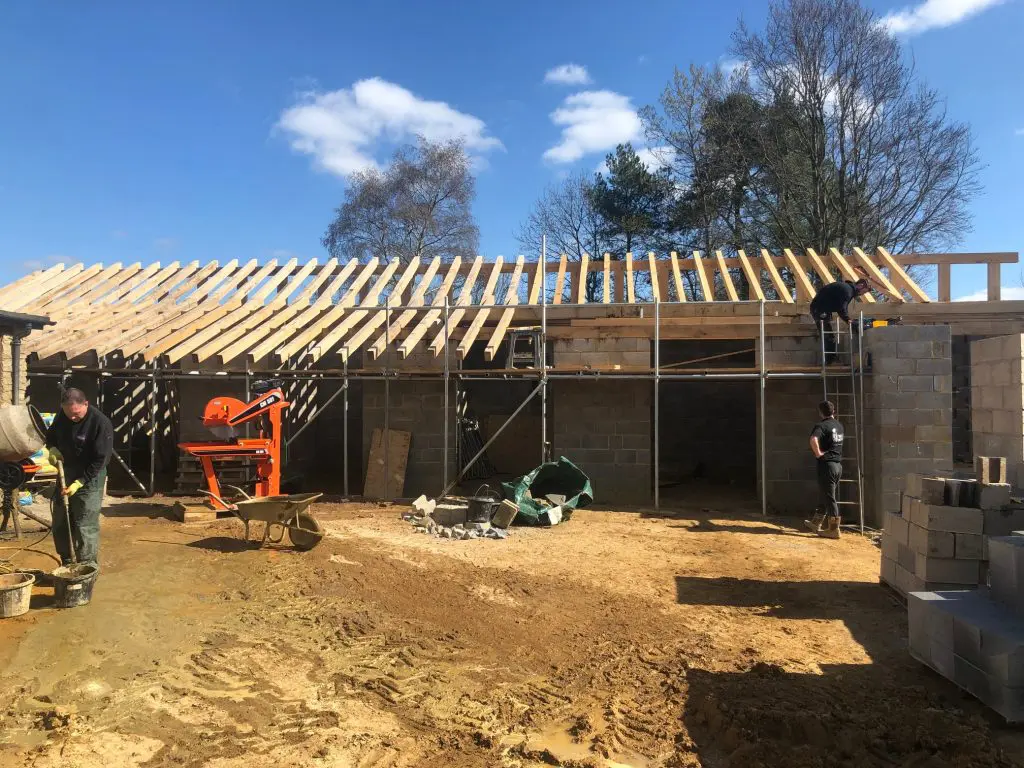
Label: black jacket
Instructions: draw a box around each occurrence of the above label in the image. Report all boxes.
[45,405,113,485]
[810,281,857,322]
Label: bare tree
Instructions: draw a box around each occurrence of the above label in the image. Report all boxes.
[516,172,611,301]
[733,0,981,254]
[322,137,479,265]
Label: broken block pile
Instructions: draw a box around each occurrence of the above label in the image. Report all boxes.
[401,495,514,541]
[908,535,1024,722]
[881,456,1021,596]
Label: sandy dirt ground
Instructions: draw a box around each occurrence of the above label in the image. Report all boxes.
[1,498,1023,768]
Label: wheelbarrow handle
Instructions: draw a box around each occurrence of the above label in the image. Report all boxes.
[198,488,238,511]
[221,484,253,501]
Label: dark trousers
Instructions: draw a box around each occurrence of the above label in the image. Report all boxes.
[52,469,105,567]
[813,311,837,364]
[817,460,842,519]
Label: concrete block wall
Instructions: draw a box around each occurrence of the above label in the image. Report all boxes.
[552,379,651,505]
[552,337,649,369]
[970,335,1024,490]
[361,349,454,498]
[864,325,954,527]
[759,378,821,514]
[548,338,652,505]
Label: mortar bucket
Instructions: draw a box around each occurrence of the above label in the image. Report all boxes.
[0,572,35,618]
[52,564,98,609]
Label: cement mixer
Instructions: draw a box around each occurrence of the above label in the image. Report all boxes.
[0,405,48,491]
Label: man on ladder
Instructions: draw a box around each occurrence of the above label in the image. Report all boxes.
[810,277,872,364]
[805,400,845,539]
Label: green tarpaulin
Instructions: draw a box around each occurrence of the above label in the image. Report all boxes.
[500,456,593,526]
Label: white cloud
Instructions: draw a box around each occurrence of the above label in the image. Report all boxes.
[22,254,66,272]
[955,285,1024,301]
[1015,128,1024,136]
[595,145,676,175]
[882,0,1006,35]
[153,237,178,251]
[111,230,128,239]
[276,78,503,177]
[719,58,749,79]
[544,91,643,164]
[544,64,592,86]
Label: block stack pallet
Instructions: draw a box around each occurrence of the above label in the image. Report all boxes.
[908,534,1024,722]
[881,456,1020,597]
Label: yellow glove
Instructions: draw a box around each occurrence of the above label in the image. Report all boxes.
[48,446,63,463]
[65,480,83,497]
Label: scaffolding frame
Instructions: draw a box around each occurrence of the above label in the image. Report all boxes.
[26,298,863,519]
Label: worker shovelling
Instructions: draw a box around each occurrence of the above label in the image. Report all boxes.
[47,388,114,568]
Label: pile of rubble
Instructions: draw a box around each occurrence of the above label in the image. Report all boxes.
[401,495,515,541]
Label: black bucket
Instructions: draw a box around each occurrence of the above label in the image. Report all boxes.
[467,485,501,523]
[51,564,98,609]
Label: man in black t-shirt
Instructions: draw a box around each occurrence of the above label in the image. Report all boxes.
[804,400,844,539]
[810,278,871,364]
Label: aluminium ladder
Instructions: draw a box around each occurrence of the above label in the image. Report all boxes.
[818,318,866,532]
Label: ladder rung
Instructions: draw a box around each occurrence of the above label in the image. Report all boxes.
[837,501,860,506]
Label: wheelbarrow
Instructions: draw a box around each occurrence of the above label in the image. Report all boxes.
[200,486,325,551]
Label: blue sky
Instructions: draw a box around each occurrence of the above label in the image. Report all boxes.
[1,0,1021,299]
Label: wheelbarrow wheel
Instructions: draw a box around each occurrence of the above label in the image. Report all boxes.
[288,512,324,551]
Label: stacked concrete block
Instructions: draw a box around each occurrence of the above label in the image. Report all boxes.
[908,535,1024,722]
[881,460,1024,596]
[881,484,985,595]
[970,334,1024,490]
[864,325,954,528]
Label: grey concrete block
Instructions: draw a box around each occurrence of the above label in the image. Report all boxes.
[978,484,1012,511]
[985,508,1024,537]
[910,522,955,558]
[911,502,984,534]
[915,554,981,584]
[954,654,1024,723]
[885,511,910,544]
[899,375,937,392]
[956,533,986,560]
[898,541,917,572]
[898,341,936,360]
[989,537,1024,613]
[881,555,897,587]
[920,477,947,505]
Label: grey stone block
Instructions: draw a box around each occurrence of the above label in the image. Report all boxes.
[920,478,947,505]
[911,502,984,534]
[954,654,1024,723]
[985,508,1024,537]
[885,511,910,544]
[899,375,937,392]
[978,484,1012,511]
[989,537,1024,613]
[881,555,897,587]
[898,341,935,360]
[915,554,981,584]
[910,522,955,558]
[956,533,986,560]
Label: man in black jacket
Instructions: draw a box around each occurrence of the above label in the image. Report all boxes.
[46,388,113,567]
[810,278,871,364]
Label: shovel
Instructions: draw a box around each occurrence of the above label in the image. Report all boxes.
[54,459,77,564]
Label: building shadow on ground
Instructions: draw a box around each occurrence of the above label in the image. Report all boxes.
[673,576,1019,766]
[101,502,180,521]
